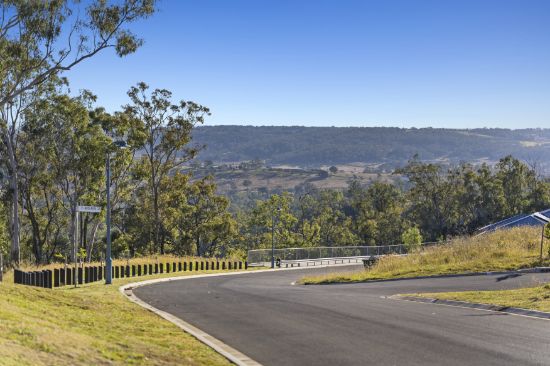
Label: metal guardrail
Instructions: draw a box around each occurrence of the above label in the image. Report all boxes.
[247,242,440,264]
[248,245,406,264]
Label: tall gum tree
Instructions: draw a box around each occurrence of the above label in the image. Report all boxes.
[0,0,156,265]
[124,82,210,254]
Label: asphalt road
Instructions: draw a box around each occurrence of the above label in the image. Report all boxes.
[134,266,550,366]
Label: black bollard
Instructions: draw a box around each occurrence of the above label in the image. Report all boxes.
[115,266,119,279]
[78,267,83,285]
[66,268,72,285]
[138,265,142,276]
[132,265,136,277]
[54,269,60,287]
[60,268,66,286]
[45,270,52,288]
[178,262,182,272]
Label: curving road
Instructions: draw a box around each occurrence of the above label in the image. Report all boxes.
[134,266,550,366]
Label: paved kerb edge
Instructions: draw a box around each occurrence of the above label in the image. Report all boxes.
[120,271,265,366]
[390,294,550,321]
[119,264,361,366]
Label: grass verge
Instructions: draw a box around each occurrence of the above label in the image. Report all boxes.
[301,227,550,284]
[0,268,257,366]
[415,283,550,313]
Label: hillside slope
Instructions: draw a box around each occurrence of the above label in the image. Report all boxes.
[192,126,550,172]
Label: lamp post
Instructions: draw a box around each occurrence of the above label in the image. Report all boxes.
[271,206,281,269]
[105,140,126,285]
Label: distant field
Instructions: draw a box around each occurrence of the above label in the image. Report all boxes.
[191,164,399,193]
[301,227,550,284]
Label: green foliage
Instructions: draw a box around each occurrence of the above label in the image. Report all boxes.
[402,227,422,251]
[124,82,210,254]
[0,0,156,109]
[397,155,550,241]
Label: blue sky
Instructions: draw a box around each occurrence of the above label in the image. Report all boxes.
[66,0,550,129]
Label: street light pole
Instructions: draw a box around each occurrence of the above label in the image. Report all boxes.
[271,206,281,269]
[105,152,112,285]
[271,212,275,269]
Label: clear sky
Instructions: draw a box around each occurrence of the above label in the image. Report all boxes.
[66,0,550,129]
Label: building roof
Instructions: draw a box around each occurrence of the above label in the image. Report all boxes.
[477,209,550,234]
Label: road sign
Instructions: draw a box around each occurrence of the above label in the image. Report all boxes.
[76,205,101,213]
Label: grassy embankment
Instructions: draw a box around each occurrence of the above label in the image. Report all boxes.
[0,260,257,366]
[302,227,550,285]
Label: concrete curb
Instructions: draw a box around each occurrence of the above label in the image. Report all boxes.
[391,294,550,321]
[120,272,263,366]
[306,266,550,285]
[119,264,362,366]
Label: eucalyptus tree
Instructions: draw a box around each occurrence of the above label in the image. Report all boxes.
[44,93,110,262]
[124,82,210,254]
[0,0,156,264]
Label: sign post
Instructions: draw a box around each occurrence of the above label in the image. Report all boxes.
[76,206,101,213]
[74,205,101,287]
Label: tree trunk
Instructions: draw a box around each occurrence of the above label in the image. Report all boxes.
[6,136,20,266]
[153,184,163,254]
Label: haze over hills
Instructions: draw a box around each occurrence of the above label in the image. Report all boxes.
[192,126,550,174]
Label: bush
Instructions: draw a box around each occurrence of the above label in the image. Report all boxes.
[402,227,422,251]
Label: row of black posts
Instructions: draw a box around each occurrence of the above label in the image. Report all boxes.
[13,260,248,289]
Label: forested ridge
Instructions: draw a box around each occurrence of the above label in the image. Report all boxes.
[193,126,550,171]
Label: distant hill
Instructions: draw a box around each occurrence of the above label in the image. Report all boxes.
[192,126,550,173]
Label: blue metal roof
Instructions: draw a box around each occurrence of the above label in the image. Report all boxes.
[477,209,550,234]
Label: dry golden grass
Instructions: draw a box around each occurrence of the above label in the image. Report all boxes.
[0,266,260,365]
[417,283,550,313]
[302,227,550,284]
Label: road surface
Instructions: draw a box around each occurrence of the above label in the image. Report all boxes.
[134,266,550,366]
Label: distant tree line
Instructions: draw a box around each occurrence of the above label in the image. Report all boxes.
[231,155,550,254]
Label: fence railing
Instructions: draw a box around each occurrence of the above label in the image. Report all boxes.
[248,245,407,264]
[13,259,247,289]
[247,242,442,264]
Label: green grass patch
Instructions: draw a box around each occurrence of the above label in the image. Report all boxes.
[0,268,259,365]
[416,283,550,313]
[301,227,550,284]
